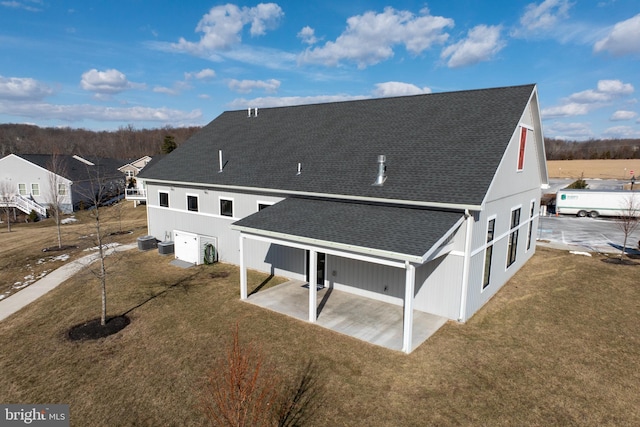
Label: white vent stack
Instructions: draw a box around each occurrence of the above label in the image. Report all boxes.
[297,162,302,175]
[373,155,387,185]
[247,108,251,117]
[218,150,224,173]
[254,107,258,117]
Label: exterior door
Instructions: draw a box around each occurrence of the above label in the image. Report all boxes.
[174,230,198,264]
[306,251,326,288]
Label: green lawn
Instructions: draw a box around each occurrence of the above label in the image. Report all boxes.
[0,239,638,425]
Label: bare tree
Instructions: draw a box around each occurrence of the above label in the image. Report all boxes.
[616,193,640,260]
[45,153,69,248]
[0,180,15,232]
[77,161,125,325]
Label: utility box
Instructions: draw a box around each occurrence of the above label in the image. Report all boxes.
[158,241,174,255]
[137,235,157,251]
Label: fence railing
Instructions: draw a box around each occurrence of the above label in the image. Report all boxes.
[1,194,47,216]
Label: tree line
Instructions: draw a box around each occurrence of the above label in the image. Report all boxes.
[545,138,640,160]
[0,123,201,160]
[2,123,639,161]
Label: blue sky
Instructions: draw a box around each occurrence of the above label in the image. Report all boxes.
[0,0,638,140]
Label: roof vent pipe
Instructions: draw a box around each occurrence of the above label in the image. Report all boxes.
[247,108,251,117]
[373,155,387,186]
[218,150,223,173]
[254,107,258,117]
[296,162,302,175]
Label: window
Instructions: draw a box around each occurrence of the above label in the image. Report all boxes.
[125,170,134,178]
[220,198,233,217]
[159,191,169,208]
[517,126,527,171]
[507,208,521,267]
[18,183,26,196]
[58,184,66,196]
[187,195,198,212]
[258,203,272,211]
[526,201,535,251]
[31,183,40,196]
[483,217,496,289]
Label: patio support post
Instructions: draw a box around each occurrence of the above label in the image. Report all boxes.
[458,210,473,321]
[239,234,247,300]
[309,249,317,322]
[402,261,415,354]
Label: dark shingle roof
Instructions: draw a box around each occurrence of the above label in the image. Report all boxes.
[17,154,124,182]
[233,198,464,260]
[140,84,535,206]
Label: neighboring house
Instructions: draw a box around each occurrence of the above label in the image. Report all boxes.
[119,155,155,206]
[0,154,125,215]
[138,84,548,353]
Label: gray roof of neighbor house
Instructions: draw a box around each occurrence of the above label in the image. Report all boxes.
[17,154,124,183]
[233,197,464,260]
[140,84,536,207]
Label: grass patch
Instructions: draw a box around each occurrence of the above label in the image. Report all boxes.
[0,228,639,425]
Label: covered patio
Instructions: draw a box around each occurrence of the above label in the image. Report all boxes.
[244,279,448,353]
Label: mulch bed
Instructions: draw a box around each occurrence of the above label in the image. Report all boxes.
[109,230,133,236]
[67,316,130,341]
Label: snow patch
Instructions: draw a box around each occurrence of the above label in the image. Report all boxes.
[61,216,77,224]
[569,251,592,257]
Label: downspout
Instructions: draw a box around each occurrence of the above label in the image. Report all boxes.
[458,209,473,322]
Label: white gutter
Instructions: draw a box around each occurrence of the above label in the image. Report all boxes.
[458,209,473,322]
[232,225,424,264]
[141,178,482,211]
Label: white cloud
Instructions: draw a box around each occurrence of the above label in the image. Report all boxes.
[610,110,637,121]
[228,78,280,94]
[0,100,201,123]
[441,25,505,68]
[170,3,283,56]
[227,94,369,109]
[198,94,211,99]
[568,79,634,103]
[297,26,318,45]
[594,13,640,56]
[515,0,573,35]
[185,68,216,80]
[544,121,594,139]
[0,0,43,12]
[153,86,179,96]
[80,69,143,95]
[373,82,431,97]
[0,75,52,100]
[298,7,453,68]
[541,103,592,118]
[602,125,640,138]
[543,80,635,118]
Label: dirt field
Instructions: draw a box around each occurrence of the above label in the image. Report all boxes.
[547,159,640,180]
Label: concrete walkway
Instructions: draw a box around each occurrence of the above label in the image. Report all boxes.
[0,243,137,322]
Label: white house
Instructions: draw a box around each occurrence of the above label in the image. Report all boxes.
[119,155,155,206]
[138,84,548,353]
[0,154,124,215]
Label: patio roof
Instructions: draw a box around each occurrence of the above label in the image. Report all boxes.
[232,197,465,263]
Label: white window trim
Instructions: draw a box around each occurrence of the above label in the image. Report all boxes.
[186,193,199,212]
[219,196,234,217]
[58,183,67,196]
[31,183,40,196]
[158,190,170,208]
[18,183,27,196]
[481,214,497,293]
[506,205,522,269]
[525,198,537,253]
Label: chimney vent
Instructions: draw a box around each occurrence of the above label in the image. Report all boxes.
[247,108,251,117]
[373,155,387,186]
[254,107,258,117]
[296,162,302,175]
[218,150,224,173]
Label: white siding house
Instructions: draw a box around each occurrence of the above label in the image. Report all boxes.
[139,84,548,353]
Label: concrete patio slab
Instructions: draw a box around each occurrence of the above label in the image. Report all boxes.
[245,280,448,353]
